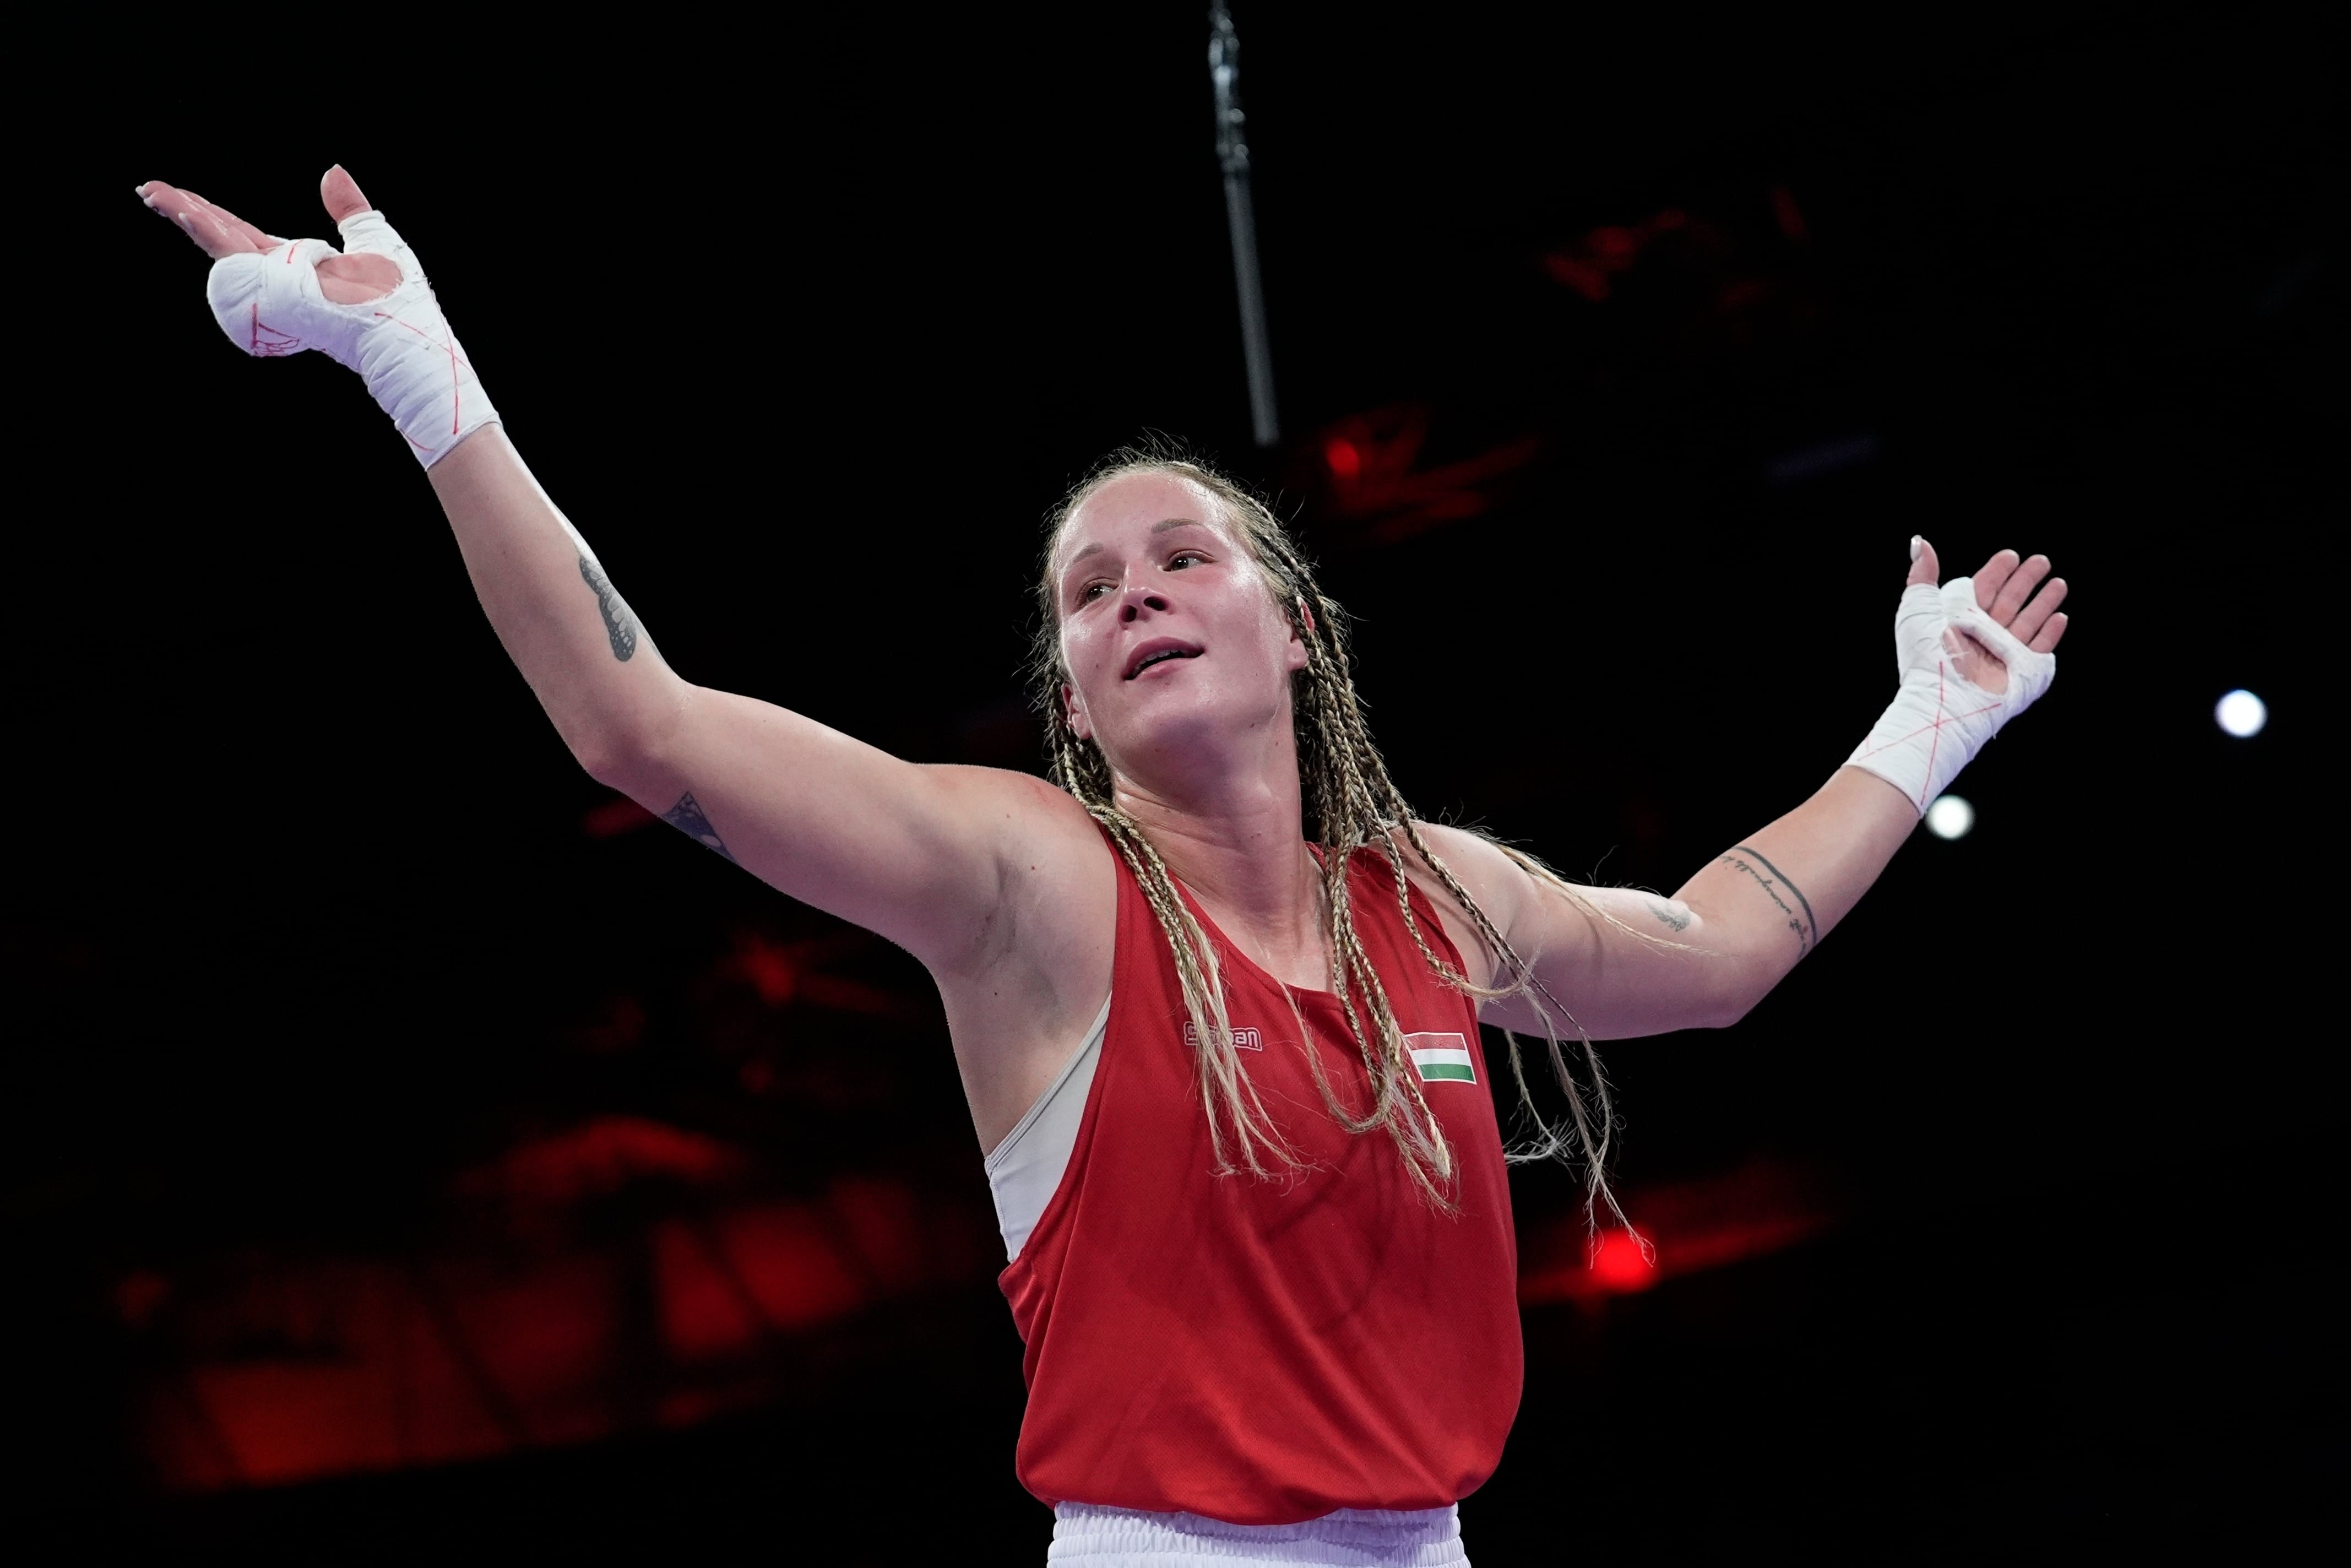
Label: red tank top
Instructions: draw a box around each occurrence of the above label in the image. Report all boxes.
[998,836,1522,1524]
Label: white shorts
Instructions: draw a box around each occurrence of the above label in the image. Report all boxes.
[1047,1502,1469,1566]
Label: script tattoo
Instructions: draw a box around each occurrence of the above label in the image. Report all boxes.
[1644,898,1692,932]
[1717,845,1818,956]
[661,791,739,865]
[577,553,638,662]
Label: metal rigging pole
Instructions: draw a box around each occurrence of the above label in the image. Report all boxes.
[1210,3,1280,447]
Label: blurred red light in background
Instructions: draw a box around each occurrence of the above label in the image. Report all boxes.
[1517,1159,1839,1308]
[736,932,801,1006]
[1588,1229,1658,1294]
[1313,405,1540,543]
[726,930,915,1019]
[582,795,654,838]
[1769,183,1809,242]
[457,1115,745,1204]
[116,1268,172,1327]
[1588,226,1640,262]
[133,1165,992,1493]
[1543,253,1612,302]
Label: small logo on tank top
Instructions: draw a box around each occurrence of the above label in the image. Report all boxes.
[1407,1033,1476,1083]
[1182,1022,1264,1051]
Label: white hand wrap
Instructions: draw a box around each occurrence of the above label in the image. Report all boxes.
[203,210,497,468]
[1845,577,2056,813]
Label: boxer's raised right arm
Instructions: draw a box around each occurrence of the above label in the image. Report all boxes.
[140,170,1096,973]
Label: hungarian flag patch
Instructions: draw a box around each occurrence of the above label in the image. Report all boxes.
[1407,1033,1476,1083]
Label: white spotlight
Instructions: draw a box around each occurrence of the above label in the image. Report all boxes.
[1925,795,1974,840]
[2216,689,2267,738]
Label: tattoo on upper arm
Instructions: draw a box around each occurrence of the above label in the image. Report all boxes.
[661,791,739,865]
[1644,897,1692,932]
[577,554,638,662]
[1718,845,1818,956]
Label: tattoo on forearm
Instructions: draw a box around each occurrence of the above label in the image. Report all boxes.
[1718,845,1818,955]
[1644,898,1692,932]
[661,791,739,865]
[577,554,638,662]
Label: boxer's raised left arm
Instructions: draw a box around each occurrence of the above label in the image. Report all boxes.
[1414,539,2070,1039]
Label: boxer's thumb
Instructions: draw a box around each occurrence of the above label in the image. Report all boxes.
[1905,535,1939,588]
[320,165,372,226]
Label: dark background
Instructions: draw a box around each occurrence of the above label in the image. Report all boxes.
[11,3,2336,1559]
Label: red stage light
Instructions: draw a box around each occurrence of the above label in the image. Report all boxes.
[1588,1228,1658,1293]
[1517,1159,1840,1307]
[1324,436,1362,482]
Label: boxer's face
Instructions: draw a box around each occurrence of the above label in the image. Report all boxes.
[1051,470,1307,785]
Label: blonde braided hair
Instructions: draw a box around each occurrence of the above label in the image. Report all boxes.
[1031,446,1632,1225]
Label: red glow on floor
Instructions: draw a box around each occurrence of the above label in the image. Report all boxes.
[133,1166,993,1494]
[654,1218,772,1360]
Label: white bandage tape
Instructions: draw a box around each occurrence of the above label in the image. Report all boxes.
[203,210,497,468]
[1845,576,2056,813]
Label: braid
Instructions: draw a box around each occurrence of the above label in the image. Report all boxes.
[1031,444,1631,1225]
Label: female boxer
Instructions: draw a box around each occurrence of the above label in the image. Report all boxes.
[137,169,2068,1565]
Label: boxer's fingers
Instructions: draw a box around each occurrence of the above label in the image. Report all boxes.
[1989,554,2052,625]
[180,203,256,260]
[173,187,280,254]
[1906,535,1940,588]
[319,164,371,226]
[2008,576,2068,644]
[138,181,234,257]
[139,182,273,259]
[2028,610,2070,655]
[1972,549,2022,612]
